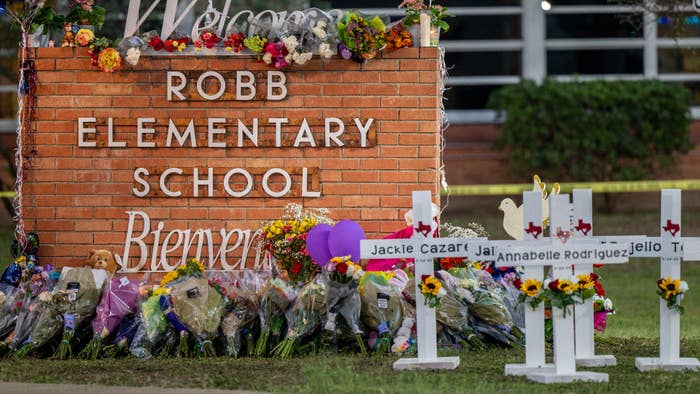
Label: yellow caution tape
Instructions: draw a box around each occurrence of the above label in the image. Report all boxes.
[0,191,15,198]
[442,180,700,196]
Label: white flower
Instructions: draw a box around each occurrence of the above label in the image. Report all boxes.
[437,287,447,297]
[603,298,613,311]
[282,36,298,53]
[313,21,328,40]
[353,269,364,281]
[284,53,293,64]
[544,279,551,287]
[318,42,335,59]
[680,281,689,293]
[262,52,273,64]
[38,291,52,302]
[292,51,313,65]
[126,47,141,66]
[346,264,356,276]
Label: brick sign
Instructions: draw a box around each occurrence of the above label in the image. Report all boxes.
[24,47,442,271]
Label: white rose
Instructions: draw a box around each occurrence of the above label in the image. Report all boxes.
[346,264,356,276]
[603,298,613,310]
[282,36,298,53]
[318,42,335,59]
[353,269,364,281]
[262,52,273,64]
[38,291,52,302]
[126,47,141,66]
[293,51,313,65]
[284,53,293,64]
[680,281,689,292]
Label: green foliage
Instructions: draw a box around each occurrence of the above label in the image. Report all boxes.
[488,79,694,182]
[67,5,105,30]
[31,6,65,35]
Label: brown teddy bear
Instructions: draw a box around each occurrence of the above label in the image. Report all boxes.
[61,22,76,48]
[85,249,118,275]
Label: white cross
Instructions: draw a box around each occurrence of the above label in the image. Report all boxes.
[634,189,700,371]
[476,194,629,383]
[360,190,484,370]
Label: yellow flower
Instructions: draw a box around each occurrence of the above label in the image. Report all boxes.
[576,274,595,290]
[659,277,682,300]
[557,278,578,294]
[160,270,179,286]
[152,287,170,296]
[330,255,351,264]
[472,262,483,270]
[421,276,442,297]
[75,29,95,47]
[97,48,122,73]
[521,278,542,297]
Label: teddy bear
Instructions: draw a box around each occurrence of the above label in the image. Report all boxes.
[85,249,118,275]
[61,22,76,48]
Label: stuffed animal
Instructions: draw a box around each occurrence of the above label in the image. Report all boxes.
[61,22,75,48]
[86,249,118,275]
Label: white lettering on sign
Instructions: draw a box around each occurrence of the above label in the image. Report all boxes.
[115,210,265,272]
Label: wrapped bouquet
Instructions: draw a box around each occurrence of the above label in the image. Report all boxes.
[272,277,327,358]
[217,271,265,357]
[359,271,405,353]
[255,277,297,356]
[322,256,365,353]
[79,276,140,359]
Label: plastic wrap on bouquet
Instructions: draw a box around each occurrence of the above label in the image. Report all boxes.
[8,268,57,351]
[272,276,327,358]
[216,271,265,357]
[16,268,104,358]
[135,293,176,358]
[162,276,226,357]
[79,276,139,359]
[0,286,22,339]
[302,8,339,60]
[360,272,405,353]
[434,270,485,350]
[105,313,139,357]
[255,277,297,356]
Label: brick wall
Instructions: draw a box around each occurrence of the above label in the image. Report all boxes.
[24,47,442,269]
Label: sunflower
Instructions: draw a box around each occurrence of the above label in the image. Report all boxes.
[521,278,542,297]
[658,277,682,300]
[556,278,578,294]
[576,273,595,290]
[420,276,443,297]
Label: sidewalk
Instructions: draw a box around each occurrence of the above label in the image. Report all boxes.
[0,382,275,394]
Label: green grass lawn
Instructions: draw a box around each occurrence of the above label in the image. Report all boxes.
[1,205,699,392]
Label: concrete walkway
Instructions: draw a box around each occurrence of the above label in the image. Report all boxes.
[0,382,275,394]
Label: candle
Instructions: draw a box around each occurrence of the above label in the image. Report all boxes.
[419,12,430,47]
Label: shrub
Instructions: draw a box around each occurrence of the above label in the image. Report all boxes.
[488,79,693,183]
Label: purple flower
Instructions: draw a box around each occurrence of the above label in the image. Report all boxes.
[338,43,352,60]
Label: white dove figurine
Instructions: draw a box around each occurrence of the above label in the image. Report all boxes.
[498,198,524,240]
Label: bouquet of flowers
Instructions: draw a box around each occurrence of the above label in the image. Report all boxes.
[322,255,365,353]
[657,276,688,314]
[543,277,580,318]
[67,0,105,29]
[131,287,176,358]
[272,277,327,358]
[386,24,413,49]
[432,270,486,350]
[53,267,107,359]
[593,294,615,332]
[78,276,140,359]
[4,266,58,352]
[243,35,268,60]
[103,313,140,357]
[303,9,338,60]
[337,12,387,62]
[161,276,226,357]
[194,31,221,50]
[218,271,265,357]
[0,285,22,339]
[224,32,245,52]
[255,277,298,356]
[360,271,406,353]
[16,267,106,358]
[260,203,333,285]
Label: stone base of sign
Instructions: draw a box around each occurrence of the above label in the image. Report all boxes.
[527,371,609,384]
[576,354,617,367]
[392,356,460,370]
[504,363,555,376]
[635,357,700,372]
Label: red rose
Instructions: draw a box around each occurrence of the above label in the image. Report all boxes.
[548,279,560,291]
[594,281,605,296]
[291,262,302,275]
[440,258,453,270]
[149,36,164,51]
[513,278,523,289]
[164,39,175,52]
[590,272,599,281]
[336,262,348,275]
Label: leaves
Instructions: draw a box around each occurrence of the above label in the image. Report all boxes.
[489,80,693,183]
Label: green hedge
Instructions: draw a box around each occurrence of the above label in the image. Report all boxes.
[488,79,694,182]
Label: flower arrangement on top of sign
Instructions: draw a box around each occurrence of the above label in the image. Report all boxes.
[4,1,436,72]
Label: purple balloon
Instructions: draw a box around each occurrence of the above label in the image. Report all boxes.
[328,220,366,263]
[306,224,333,267]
